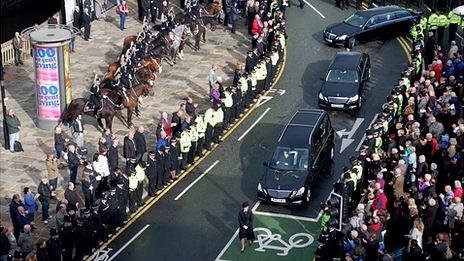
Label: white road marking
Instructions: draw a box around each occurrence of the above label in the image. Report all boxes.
[237,107,271,141]
[301,0,326,19]
[355,113,378,151]
[372,3,378,7]
[174,160,220,200]
[255,96,273,107]
[107,224,150,261]
[337,118,365,153]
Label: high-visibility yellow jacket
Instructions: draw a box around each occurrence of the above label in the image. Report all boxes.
[437,14,449,27]
[427,13,439,30]
[129,174,138,190]
[179,131,191,153]
[223,91,233,108]
[271,50,279,66]
[448,11,460,25]
[255,62,267,81]
[195,116,206,138]
[213,108,224,126]
[238,76,249,95]
[204,108,215,127]
[420,17,428,29]
[135,165,146,182]
[189,126,199,142]
[249,73,257,90]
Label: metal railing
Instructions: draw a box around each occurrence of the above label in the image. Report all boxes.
[1,24,80,66]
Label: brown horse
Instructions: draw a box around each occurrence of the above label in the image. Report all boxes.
[122,35,137,57]
[138,56,163,78]
[104,61,121,79]
[119,82,155,127]
[200,2,223,31]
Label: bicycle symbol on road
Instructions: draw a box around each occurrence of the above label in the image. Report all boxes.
[88,247,113,261]
[253,227,314,256]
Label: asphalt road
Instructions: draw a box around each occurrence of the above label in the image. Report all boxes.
[95,1,408,260]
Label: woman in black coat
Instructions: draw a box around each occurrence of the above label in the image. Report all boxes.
[238,201,255,252]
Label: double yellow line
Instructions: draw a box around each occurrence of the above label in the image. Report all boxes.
[86,48,287,259]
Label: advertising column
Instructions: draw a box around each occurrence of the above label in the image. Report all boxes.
[30,28,72,130]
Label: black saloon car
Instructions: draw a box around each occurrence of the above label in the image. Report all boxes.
[318,52,370,110]
[257,109,334,206]
[323,6,421,48]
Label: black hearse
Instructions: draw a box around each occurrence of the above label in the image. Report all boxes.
[257,109,334,205]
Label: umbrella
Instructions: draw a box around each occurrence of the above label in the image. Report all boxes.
[452,6,464,16]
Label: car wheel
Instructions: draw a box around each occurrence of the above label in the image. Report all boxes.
[348,37,357,49]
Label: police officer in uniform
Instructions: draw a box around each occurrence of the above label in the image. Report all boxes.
[203,105,215,150]
[89,75,103,117]
[135,161,146,206]
[162,146,171,185]
[179,130,191,170]
[187,124,198,164]
[169,137,181,180]
[59,216,75,260]
[47,227,62,261]
[146,151,158,196]
[195,116,206,157]
[212,104,224,143]
[155,146,167,189]
[128,168,138,213]
[436,12,448,46]
[222,87,234,130]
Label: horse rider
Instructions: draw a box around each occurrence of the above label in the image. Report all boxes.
[89,75,103,117]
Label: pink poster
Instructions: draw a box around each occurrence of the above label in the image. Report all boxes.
[35,46,61,120]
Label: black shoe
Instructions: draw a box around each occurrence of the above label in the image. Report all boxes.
[299,3,304,8]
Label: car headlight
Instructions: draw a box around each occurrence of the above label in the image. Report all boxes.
[291,187,305,198]
[347,94,359,103]
[257,183,263,192]
[336,35,347,41]
[319,92,328,101]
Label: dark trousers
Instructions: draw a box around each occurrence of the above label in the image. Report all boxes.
[148,173,157,196]
[156,171,164,189]
[180,152,189,169]
[14,49,22,65]
[231,19,238,33]
[69,167,78,184]
[83,192,94,208]
[223,108,232,129]
[449,24,457,43]
[162,169,170,184]
[196,137,205,156]
[84,24,91,40]
[136,181,143,204]
[128,190,138,212]
[204,125,214,149]
[437,26,445,45]
[40,200,50,221]
[213,124,222,142]
[62,248,73,261]
[188,142,197,163]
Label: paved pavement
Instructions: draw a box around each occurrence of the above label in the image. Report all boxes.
[0,0,248,240]
[93,1,409,261]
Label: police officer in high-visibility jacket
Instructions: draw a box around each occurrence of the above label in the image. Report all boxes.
[249,67,258,98]
[212,104,224,143]
[179,130,191,170]
[195,115,206,156]
[222,87,234,130]
[270,47,280,81]
[128,167,138,213]
[238,73,250,109]
[436,12,448,46]
[187,123,198,164]
[255,60,267,94]
[203,105,215,150]
[135,160,146,206]
[448,10,460,43]
[427,12,439,35]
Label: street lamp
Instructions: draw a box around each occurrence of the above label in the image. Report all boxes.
[0,45,10,150]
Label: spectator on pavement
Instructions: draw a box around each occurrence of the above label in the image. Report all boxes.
[45,154,59,194]
[134,126,147,163]
[12,32,23,66]
[53,126,68,159]
[37,178,52,224]
[17,225,33,258]
[6,109,21,153]
[23,188,38,225]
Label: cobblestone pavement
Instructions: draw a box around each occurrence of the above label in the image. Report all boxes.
[0,0,249,240]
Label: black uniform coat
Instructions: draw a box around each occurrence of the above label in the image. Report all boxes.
[133,131,147,156]
[123,137,136,159]
[238,208,255,240]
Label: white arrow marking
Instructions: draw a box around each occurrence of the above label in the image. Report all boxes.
[255,95,273,108]
[355,113,379,151]
[336,128,347,138]
[277,89,286,96]
[338,118,364,153]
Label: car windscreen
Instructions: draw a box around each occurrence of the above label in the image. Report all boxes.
[344,13,368,28]
[269,147,309,171]
[326,69,359,83]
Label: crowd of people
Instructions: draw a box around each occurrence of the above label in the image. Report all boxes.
[315,15,464,261]
[1,0,288,259]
